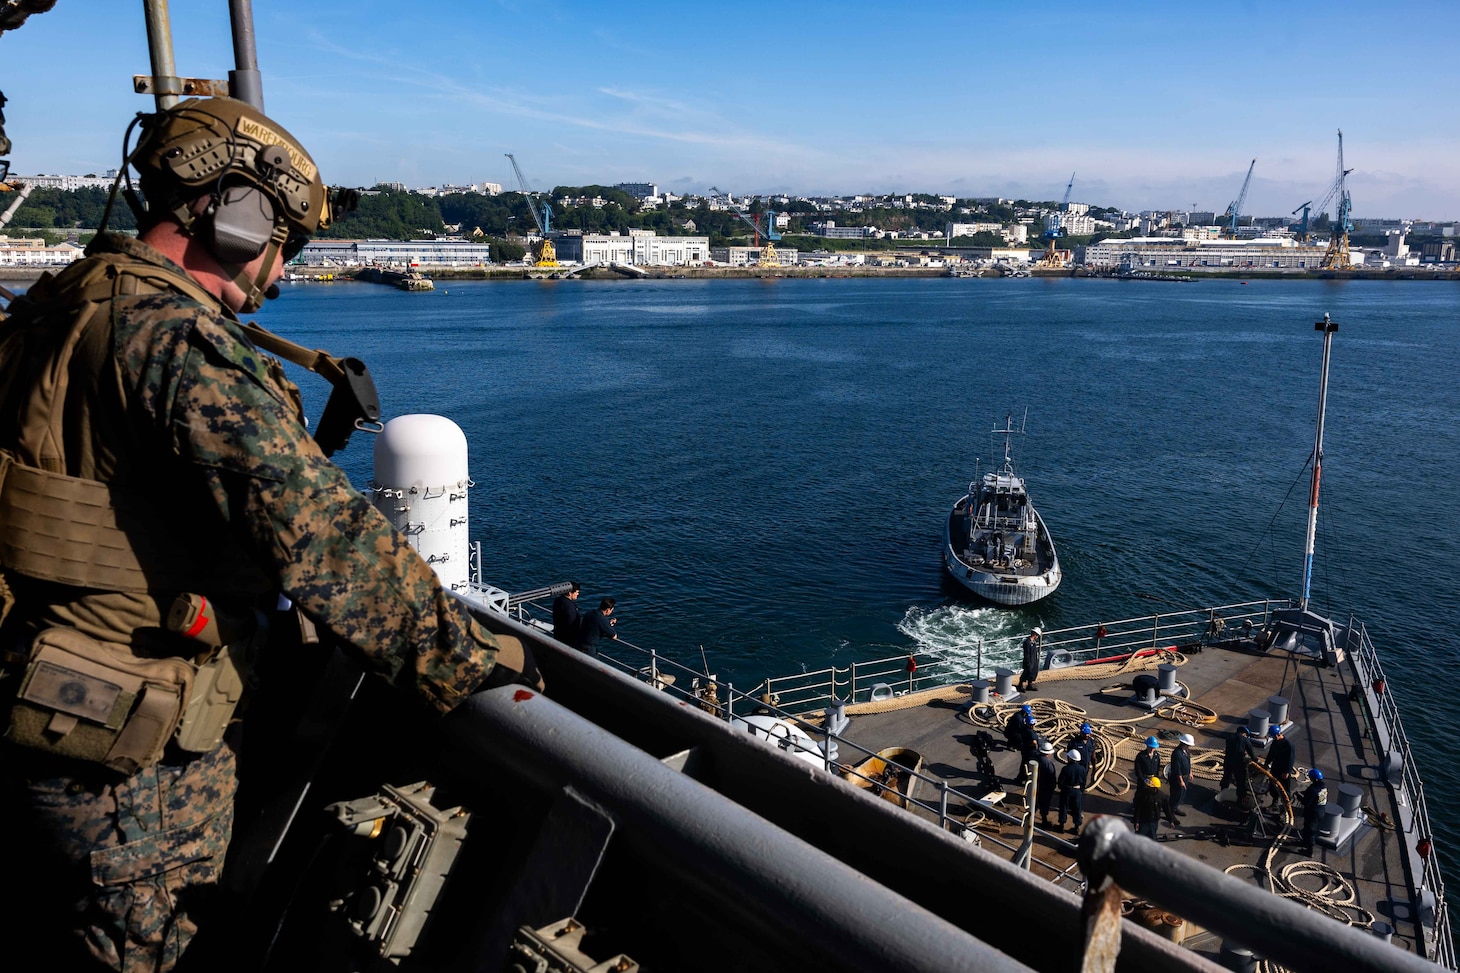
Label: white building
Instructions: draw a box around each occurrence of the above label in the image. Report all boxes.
[1083,236,1330,271]
[708,246,800,267]
[946,222,1003,238]
[550,230,709,266]
[10,172,117,190]
[1059,214,1097,236]
[0,237,84,267]
[294,239,494,268]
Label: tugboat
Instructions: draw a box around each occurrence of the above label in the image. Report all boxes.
[943,413,1062,605]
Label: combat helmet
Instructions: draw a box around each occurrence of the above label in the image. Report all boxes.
[125,97,329,310]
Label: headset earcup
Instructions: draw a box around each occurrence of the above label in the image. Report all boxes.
[208,184,278,264]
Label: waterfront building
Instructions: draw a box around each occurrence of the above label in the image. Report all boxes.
[1083,236,1331,271]
[549,231,709,267]
[293,239,494,268]
[0,236,84,267]
[1420,241,1456,264]
[708,246,800,267]
[9,172,117,190]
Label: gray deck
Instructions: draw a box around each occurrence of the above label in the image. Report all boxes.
[835,641,1423,960]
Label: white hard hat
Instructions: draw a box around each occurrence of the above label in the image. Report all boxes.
[1178,733,1195,746]
[1032,626,1043,635]
[1067,749,1082,762]
[1039,740,1055,754]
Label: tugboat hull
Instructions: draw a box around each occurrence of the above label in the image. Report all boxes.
[944,499,1061,606]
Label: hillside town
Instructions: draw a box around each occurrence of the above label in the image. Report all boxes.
[3,172,1456,276]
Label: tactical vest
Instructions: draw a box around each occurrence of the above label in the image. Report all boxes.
[0,240,363,773]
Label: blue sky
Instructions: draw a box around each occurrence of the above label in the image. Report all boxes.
[4,1,1458,218]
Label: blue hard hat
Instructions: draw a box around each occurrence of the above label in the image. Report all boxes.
[1025,715,1036,725]
[1080,723,1092,734]
[1021,704,1033,713]
[1268,726,1281,737]
[1237,726,1249,735]
[1145,736,1160,749]
[1309,768,1324,781]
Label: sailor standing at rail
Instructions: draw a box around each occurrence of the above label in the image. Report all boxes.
[1017,627,1042,693]
[552,581,582,644]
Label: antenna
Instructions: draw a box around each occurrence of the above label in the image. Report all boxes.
[1301,314,1339,610]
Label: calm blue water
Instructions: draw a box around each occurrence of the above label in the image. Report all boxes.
[264,275,1460,837]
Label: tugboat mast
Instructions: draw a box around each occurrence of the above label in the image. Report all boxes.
[1302,313,1339,611]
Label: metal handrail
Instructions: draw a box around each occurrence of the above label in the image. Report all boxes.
[505,596,1086,889]
[1345,619,1454,967]
[509,592,1452,961]
[758,600,1288,714]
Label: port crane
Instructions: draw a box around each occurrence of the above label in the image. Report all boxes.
[1221,158,1256,237]
[1036,173,1075,268]
[1312,130,1354,270]
[1291,200,1313,242]
[504,153,558,267]
[710,187,782,267]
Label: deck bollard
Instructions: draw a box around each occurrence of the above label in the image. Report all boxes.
[994,668,1015,698]
[1267,695,1290,727]
[1247,708,1270,739]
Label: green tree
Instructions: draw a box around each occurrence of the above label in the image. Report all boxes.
[316,187,444,239]
[488,238,525,262]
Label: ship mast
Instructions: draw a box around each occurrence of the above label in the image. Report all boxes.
[1301,314,1339,611]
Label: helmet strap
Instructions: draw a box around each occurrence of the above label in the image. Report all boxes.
[224,222,289,313]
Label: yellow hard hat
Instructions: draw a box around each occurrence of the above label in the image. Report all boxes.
[1146,776,1162,788]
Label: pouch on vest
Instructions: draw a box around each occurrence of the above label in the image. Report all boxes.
[168,592,263,754]
[5,628,193,775]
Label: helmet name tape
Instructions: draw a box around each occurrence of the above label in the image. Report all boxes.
[237,117,316,181]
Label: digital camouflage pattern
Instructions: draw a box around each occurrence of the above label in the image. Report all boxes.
[0,747,236,972]
[0,232,500,970]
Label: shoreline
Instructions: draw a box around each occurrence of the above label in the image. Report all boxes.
[4,266,1456,286]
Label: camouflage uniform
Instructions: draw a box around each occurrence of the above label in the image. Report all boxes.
[0,233,500,971]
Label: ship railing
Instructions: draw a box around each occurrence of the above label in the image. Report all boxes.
[1345,618,1455,968]
[756,600,1289,713]
[503,594,1085,891]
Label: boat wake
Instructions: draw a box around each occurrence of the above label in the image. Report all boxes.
[898,604,1037,674]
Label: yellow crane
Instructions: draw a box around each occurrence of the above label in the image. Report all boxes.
[505,153,558,268]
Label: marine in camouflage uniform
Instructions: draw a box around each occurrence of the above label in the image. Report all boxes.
[0,99,511,972]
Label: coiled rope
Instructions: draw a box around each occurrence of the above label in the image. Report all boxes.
[1223,764,1374,971]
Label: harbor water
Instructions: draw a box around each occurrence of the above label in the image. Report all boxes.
[266,275,1459,841]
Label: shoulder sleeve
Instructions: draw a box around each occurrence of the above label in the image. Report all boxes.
[115,295,497,712]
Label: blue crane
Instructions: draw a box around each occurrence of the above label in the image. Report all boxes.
[1222,158,1256,237]
[505,153,558,267]
[710,187,781,246]
[1291,200,1313,242]
[1037,173,1075,267]
[1311,130,1354,270]
[710,187,782,266]
[505,153,553,235]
